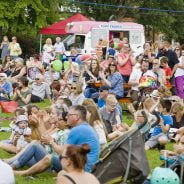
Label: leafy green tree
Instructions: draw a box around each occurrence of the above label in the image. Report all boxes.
[68,0,184,42]
[0,0,61,35]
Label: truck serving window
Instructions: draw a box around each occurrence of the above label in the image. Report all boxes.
[63,35,85,50]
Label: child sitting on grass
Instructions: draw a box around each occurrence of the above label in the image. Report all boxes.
[145,99,173,150]
[10,115,32,152]
[0,114,31,153]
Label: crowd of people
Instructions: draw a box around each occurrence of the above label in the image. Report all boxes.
[0,35,184,184]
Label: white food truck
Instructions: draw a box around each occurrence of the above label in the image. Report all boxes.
[63,21,145,57]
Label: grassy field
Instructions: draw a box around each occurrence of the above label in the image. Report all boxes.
[0,100,173,184]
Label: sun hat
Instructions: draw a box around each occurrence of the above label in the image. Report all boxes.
[15,115,28,124]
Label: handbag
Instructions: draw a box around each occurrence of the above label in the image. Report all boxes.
[0,101,18,113]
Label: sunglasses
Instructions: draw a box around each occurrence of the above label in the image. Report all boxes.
[35,78,40,80]
[71,87,76,89]
[172,111,177,115]
[109,64,116,66]
[59,155,68,160]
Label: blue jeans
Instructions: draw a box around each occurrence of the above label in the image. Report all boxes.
[11,142,47,168]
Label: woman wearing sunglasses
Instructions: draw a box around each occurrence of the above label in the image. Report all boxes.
[68,82,85,105]
[99,60,124,99]
[57,144,100,184]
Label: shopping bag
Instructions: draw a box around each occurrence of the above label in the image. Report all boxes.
[0,101,18,113]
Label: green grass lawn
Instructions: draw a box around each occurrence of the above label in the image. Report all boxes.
[0,101,173,184]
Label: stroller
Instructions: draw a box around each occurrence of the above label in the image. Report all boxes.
[92,110,161,184]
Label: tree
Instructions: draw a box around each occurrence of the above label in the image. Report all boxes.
[0,0,61,36]
[68,0,184,42]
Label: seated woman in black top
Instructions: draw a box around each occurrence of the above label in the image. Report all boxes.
[84,59,101,98]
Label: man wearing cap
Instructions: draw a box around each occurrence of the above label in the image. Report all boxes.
[31,74,51,103]
[97,86,110,108]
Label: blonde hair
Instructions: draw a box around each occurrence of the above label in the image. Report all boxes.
[170,102,184,113]
[106,94,117,104]
[73,82,83,94]
[82,99,97,107]
[45,38,52,45]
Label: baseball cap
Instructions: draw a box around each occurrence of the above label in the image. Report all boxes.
[99,86,109,92]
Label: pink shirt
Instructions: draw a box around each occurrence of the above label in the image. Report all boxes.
[117,53,132,76]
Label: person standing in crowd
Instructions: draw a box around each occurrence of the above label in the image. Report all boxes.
[42,38,55,67]
[54,37,65,55]
[128,59,155,104]
[174,46,181,59]
[171,44,184,99]
[1,36,9,64]
[107,43,116,57]
[96,38,103,60]
[160,56,172,89]
[152,59,166,87]
[156,41,179,70]
[8,36,22,60]
[57,144,100,184]
[143,41,155,69]
[117,43,135,83]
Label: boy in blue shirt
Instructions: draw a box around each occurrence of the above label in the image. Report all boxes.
[145,99,173,150]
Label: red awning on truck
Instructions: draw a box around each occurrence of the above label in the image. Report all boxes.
[40,13,90,35]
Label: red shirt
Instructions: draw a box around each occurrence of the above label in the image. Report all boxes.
[164,67,172,87]
[117,53,132,76]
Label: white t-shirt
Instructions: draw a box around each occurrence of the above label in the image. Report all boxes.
[94,123,107,146]
[0,160,15,184]
[175,57,184,77]
[54,42,65,53]
[129,69,156,91]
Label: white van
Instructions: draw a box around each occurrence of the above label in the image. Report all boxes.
[63,21,145,57]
